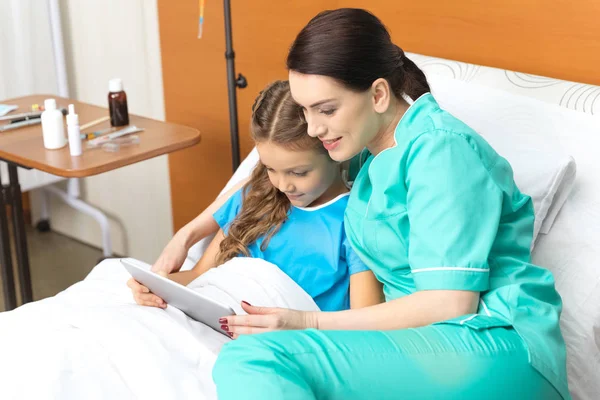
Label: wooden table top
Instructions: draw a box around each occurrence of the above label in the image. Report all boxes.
[0,95,200,178]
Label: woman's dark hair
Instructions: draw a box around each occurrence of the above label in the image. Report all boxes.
[287,8,430,101]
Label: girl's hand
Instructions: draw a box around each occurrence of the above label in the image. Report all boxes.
[219,301,319,339]
[126,278,167,309]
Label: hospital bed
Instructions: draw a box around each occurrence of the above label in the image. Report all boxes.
[0,54,598,400]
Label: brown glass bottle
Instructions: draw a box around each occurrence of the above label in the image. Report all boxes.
[108,78,129,127]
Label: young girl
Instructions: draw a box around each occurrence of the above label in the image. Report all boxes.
[128,80,382,318]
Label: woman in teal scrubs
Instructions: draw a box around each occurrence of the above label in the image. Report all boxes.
[214,8,570,399]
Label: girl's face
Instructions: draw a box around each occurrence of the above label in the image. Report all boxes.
[289,71,381,162]
[256,141,341,207]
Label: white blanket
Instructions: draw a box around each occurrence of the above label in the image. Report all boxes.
[0,258,318,400]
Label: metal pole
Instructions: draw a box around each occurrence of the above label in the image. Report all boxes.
[0,174,17,311]
[47,0,69,98]
[224,0,241,172]
[8,165,33,304]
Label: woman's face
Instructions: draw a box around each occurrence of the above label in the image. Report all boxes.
[289,71,380,162]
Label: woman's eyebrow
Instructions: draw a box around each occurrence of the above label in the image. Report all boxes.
[309,98,336,108]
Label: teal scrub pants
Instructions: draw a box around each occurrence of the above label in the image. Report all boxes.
[212,324,562,399]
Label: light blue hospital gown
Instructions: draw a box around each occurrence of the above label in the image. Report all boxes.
[213,189,369,311]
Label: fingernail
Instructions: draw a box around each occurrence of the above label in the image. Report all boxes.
[242,300,252,306]
[228,332,233,338]
[219,318,227,324]
[221,324,229,332]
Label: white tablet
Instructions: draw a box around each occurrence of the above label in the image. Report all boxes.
[121,258,235,337]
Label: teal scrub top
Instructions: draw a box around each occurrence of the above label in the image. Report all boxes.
[344,93,569,399]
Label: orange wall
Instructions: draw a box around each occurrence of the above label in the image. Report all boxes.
[158,0,600,231]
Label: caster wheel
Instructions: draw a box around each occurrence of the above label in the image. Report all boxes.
[36,219,51,232]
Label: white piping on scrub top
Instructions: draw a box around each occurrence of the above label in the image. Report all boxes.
[411,267,489,273]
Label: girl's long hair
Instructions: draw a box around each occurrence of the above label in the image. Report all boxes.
[215,80,325,264]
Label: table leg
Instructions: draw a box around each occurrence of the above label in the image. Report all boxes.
[8,164,33,304]
[0,173,17,310]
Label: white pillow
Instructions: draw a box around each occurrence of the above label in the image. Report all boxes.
[508,151,576,239]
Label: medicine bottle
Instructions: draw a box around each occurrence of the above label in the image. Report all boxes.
[108,78,129,127]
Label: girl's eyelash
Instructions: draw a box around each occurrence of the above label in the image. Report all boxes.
[320,109,336,115]
[267,169,307,177]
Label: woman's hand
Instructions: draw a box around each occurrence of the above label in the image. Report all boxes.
[152,232,189,276]
[126,278,167,309]
[220,302,319,339]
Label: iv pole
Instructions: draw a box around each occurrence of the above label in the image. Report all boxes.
[223,0,247,172]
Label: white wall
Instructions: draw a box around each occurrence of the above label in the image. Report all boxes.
[0,1,64,191]
[0,0,58,97]
[30,0,173,263]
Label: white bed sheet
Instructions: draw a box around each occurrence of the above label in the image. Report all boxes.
[0,258,318,400]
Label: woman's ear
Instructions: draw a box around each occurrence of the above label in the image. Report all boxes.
[371,78,392,114]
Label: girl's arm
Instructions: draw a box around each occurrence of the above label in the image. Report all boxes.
[349,271,384,308]
[152,178,248,275]
[129,229,227,307]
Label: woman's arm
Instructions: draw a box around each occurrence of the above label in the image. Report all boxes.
[225,289,479,336]
[129,229,228,307]
[177,182,246,250]
[318,289,479,330]
[349,271,384,309]
[152,178,249,274]
[167,229,226,286]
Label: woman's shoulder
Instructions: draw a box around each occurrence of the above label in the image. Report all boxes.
[408,126,501,176]
[397,93,485,156]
